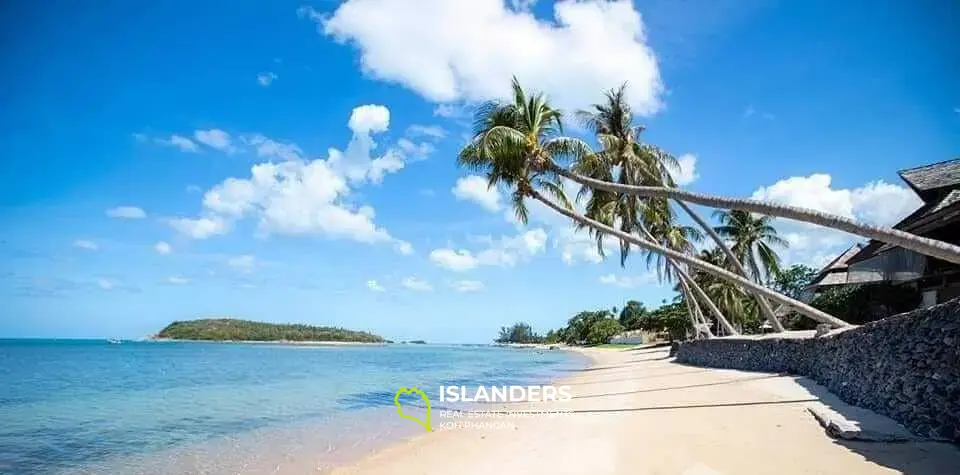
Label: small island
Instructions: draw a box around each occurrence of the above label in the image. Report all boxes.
[156,319,384,343]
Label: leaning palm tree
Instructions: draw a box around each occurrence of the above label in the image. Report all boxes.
[550,166,960,265]
[459,78,851,329]
[714,210,789,284]
[575,84,783,331]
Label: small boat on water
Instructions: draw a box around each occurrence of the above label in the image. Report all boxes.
[107,338,123,344]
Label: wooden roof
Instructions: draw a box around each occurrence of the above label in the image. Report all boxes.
[898,158,960,194]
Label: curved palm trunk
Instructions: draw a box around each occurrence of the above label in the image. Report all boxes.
[680,277,713,339]
[674,200,785,332]
[552,166,960,265]
[677,275,712,339]
[640,224,740,336]
[530,190,852,329]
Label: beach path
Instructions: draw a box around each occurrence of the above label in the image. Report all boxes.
[327,345,960,475]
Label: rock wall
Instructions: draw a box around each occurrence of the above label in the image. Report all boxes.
[676,298,960,443]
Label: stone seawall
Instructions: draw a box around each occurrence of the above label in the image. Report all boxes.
[676,298,960,443]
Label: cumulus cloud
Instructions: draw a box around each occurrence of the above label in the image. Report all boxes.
[429,229,547,271]
[168,216,231,240]
[98,278,114,290]
[313,0,663,113]
[257,71,278,86]
[169,105,414,252]
[451,280,484,292]
[396,138,435,160]
[348,104,390,134]
[194,129,236,153]
[154,241,172,254]
[750,174,921,224]
[167,276,190,285]
[749,173,923,267]
[402,276,433,292]
[672,153,699,186]
[106,206,146,219]
[367,279,385,291]
[452,175,501,211]
[73,240,98,251]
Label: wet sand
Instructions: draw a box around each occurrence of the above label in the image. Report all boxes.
[328,345,960,475]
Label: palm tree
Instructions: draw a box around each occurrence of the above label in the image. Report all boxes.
[459,78,851,329]
[549,167,960,265]
[576,84,782,331]
[714,210,789,284]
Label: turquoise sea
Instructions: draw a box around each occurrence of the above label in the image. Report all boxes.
[0,339,585,474]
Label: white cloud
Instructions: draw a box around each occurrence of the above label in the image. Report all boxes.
[157,135,199,152]
[257,71,278,87]
[174,106,414,252]
[168,216,231,240]
[452,175,501,211]
[194,129,236,153]
[750,174,921,224]
[430,249,479,271]
[154,241,173,254]
[328,105,407,184]
[430,228,547,271]
[402,276,433,292]
[367,279,385,292]
[167,276,190,285]
[73,240,98,251]
[432,103,470,119]
[672,153,698,186]
[397,138,435,160]
[599,273,656,288]
[394,240,414,255]
[451,280,484,292]
[348,104,390,134]
[407,124,446,139]
[98,278,114,290]
[316,0,663,114]
[227,255,256,274]
[106,206,146,219]
[750,173,923,267]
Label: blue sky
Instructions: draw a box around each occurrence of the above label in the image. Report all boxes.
[1,0,957,341]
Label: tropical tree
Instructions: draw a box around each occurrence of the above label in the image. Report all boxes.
[549,167,960,265]
[714,210,789,284]
[575,84,783,332]
[458,78,852,329]
[575,86,735,336]
[618,300,648,330]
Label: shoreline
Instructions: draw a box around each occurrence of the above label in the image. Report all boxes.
[148,338,388,346]
[324,345,960,475]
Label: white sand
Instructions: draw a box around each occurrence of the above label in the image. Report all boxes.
[327,346,960,475]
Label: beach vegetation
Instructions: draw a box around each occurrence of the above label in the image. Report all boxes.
[495,322,544,344]
[156,319,384,342]
[455,78,960,336]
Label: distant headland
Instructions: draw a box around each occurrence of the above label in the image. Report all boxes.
[155,319,384,344]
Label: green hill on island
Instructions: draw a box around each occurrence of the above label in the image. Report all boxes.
[156,319,384,343]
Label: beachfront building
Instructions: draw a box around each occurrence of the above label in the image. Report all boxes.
[803,158,960,317]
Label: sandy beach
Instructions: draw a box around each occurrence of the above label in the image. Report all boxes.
[329,345,960,475]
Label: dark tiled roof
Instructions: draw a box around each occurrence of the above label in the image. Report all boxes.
[898,158,960,193]
[849,193,960,263]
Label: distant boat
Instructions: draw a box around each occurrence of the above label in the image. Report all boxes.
[107,338,123,344]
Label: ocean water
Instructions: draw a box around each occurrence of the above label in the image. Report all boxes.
[0,339,585,474]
